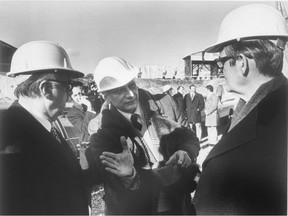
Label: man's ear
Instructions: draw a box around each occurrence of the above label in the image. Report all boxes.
[102,93,110,103]
[39,81,53,99]
[238,54,249,77]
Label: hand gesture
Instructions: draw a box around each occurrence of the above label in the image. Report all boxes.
[165,150,192,168]
[100,136,134,178]
[79,96,93,112]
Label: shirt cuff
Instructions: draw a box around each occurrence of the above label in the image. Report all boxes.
[120,167,140,190]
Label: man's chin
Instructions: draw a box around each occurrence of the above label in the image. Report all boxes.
[120,104,137,114]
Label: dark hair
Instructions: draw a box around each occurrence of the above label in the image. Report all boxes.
[189,84,196,89]
[14,72,55,99]
[223,40,283,77]
[177,85,183,91]
[206,85,213,92]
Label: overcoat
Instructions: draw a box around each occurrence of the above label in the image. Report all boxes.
[90,88,200,215]
[184,93,205,123]
[173,92,185,113]
[193,82,287,215]
[205,92,220,127]
[0,101,89,215]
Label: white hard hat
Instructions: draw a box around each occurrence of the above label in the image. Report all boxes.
[94,56,139,92]
[163,84,172,93]
[205,4,288,53]
[7,40,84,78]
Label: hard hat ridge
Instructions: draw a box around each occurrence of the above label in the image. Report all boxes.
[7,40,84,78]
[204,4,288,53]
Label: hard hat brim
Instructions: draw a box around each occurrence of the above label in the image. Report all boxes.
[204,35,288,53]
[7,68,84,78]
[97,74,137,93]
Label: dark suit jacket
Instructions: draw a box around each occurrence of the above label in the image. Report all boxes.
[90,88,200,215]
[0,101,89,215]
[184,93,205,123]
[173,92,185,113]
[193,83,287,215]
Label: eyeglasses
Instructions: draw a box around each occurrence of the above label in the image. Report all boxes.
[214,56,235,70]
[47,79,74,92]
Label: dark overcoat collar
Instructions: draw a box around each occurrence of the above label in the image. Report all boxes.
[203,106,257,168]
[5,101,80,172]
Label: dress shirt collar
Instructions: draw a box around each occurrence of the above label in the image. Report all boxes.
[118,104,142,122]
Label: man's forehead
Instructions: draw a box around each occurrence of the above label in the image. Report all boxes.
[53,73,74,81]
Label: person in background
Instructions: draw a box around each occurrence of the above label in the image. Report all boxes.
[173,85,185,113]
[183,85,205,141]
[216,84,224,103]
[152,84,186,126]
[162,84,173,96]
[89,56,200,215]
[0,41,89,215]
[204,85,220,146]
[193,4,287,214]
[67,82,97,144]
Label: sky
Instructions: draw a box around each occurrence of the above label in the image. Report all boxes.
[0,1,285,74]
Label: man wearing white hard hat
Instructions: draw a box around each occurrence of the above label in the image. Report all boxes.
[193,4,287,214]
[0,41,90,214]
[89,56,200,215]
[162,84,173,95]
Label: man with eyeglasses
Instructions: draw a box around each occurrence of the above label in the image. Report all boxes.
[193,4,287,215]
[0,41,90,214]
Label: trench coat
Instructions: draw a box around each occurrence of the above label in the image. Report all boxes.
[205,92,220,127]
[184,93,205,123]
[193,82,287,215]
[90,88,200,215]
[0,101,89,215]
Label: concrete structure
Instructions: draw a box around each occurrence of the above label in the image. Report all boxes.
[183,52,219,80]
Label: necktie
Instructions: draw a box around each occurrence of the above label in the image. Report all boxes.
[131,114,143,131]
[191,94,194,100]
[50,125,62,144]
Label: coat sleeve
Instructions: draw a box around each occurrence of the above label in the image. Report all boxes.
[89,124,155,212]
[198,95,205,111]
[169,96,187,127]
[156,127,201,194]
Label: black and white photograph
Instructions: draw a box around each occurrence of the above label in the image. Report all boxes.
[0,1,287,215]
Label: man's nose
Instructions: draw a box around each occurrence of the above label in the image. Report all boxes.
[125,87,135,97]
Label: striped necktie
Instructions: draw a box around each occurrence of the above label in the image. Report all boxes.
[50,125,62,144]
[131,114,143,131]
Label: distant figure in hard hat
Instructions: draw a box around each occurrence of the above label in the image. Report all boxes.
[89,56,200,215]
[193,4,287,215]
[162,84,173,96]
[183,84,205,141]
[0,41,91,215]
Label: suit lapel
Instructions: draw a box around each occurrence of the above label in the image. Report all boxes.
[9,102,80,172]
[203,107,257,168]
